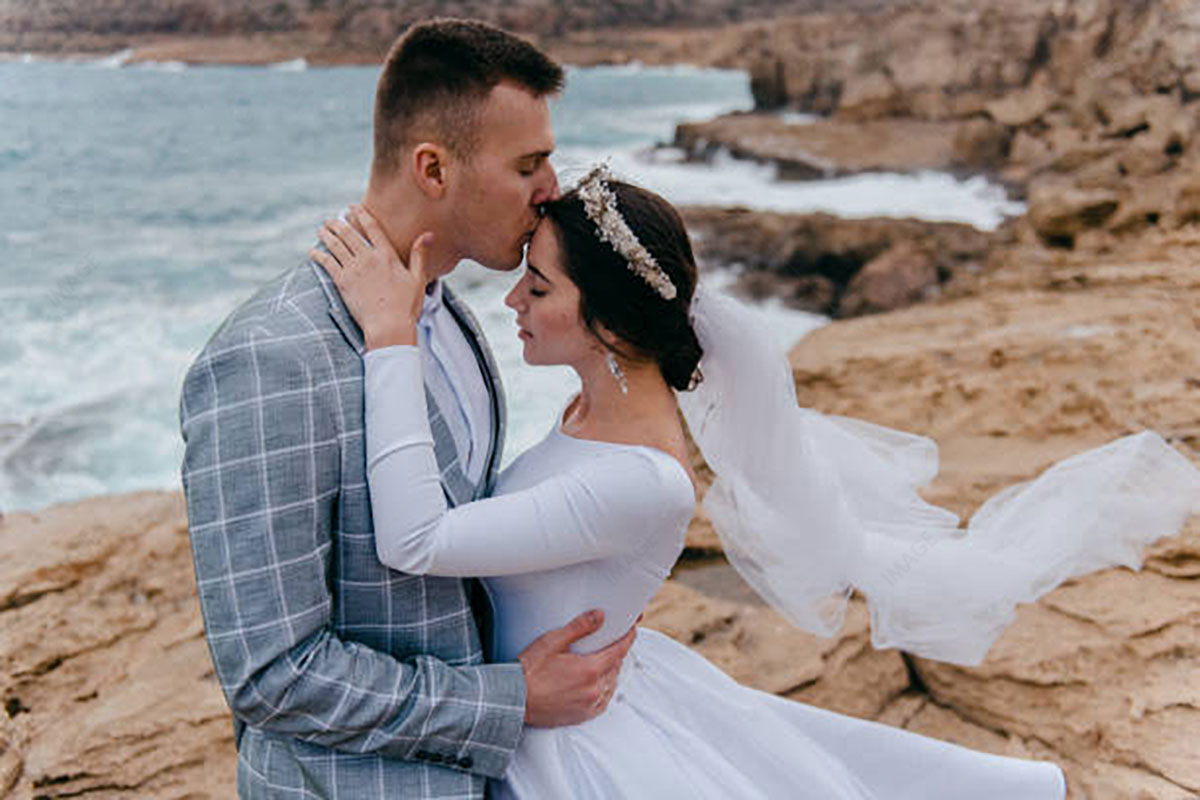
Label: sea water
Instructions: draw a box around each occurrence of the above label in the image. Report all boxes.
[0,59,1021,511]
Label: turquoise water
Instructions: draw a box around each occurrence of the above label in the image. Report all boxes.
[0,59,1015,511]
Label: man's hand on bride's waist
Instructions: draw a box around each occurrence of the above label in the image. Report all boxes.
[519,609,637,728]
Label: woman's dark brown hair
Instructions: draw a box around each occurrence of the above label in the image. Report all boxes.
[541,181,703,391]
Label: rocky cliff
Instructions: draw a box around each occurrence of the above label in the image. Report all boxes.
[680,0,1200,253]
[681,207,995,317]
[668,0,1200,321]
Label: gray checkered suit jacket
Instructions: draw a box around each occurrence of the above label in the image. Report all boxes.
[180,259,525,799]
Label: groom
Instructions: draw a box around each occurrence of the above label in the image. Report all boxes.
[180,19,631,799]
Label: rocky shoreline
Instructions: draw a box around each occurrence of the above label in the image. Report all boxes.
[0,27,757,70]
[674,0,1200,253]
[0,0,861,69]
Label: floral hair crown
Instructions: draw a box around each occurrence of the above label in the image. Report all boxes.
[574,164,678,301]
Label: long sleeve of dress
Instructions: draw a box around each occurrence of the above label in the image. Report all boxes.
[364,346,692,578]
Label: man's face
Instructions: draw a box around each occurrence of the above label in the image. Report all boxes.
[447,82,558,272]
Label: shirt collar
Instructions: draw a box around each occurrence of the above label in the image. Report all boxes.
[420,278,444,321]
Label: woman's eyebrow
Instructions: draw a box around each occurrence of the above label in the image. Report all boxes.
[527,262,551,283]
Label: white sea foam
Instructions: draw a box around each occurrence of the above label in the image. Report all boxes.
[92,49,134,69]
[0,285,245,509]
[270,58,308,72]
[778,111,820,125]
[5,231,41,245]
[138,60,188,73]
[554,146,1025,231]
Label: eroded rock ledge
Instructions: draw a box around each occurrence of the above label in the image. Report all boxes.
[676,0,1200,256]
[681,207,997,317]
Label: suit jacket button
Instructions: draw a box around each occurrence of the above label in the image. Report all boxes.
[458,756,473,769]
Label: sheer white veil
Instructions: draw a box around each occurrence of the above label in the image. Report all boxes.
[677,284,1200,666]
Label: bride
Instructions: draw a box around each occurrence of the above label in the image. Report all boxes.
[312,166,1199,798]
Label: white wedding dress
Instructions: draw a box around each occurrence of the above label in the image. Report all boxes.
[364,346,1076,799]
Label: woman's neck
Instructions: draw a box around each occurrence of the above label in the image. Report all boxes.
[564,353,675,440]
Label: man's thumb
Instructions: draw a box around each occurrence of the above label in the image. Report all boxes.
[541,609,604,652]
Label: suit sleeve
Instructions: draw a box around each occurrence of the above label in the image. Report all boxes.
[365,346,693,578]
[180,328,525,778]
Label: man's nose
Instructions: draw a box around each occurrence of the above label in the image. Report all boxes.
[531,164,560,205]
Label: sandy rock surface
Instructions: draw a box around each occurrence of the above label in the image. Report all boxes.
[674,115,967,177]
[0,492,234,799]
[779,228,1200,799]
[670,226,1200,799]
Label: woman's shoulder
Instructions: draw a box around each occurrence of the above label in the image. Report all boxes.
[575,440,697,517]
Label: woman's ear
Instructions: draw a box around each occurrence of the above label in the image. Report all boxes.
[410,143,451,199]
[591,322,630,359]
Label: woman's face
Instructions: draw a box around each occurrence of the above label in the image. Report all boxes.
[504,222,600,368]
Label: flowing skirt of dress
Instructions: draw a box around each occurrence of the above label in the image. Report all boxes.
[495,628,1065,800]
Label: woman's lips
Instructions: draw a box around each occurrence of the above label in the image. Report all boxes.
[518,327,532,341]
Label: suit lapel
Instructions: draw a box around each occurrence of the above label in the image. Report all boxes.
[442,285,507,498]
[310,258,366,356]
[423,385,477,508]
[313,258,503,504]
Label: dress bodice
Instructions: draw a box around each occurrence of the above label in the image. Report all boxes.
[485,425,692,662]
[361,345,694,663]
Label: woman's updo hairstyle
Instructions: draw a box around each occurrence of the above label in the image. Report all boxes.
[540,179,703,391]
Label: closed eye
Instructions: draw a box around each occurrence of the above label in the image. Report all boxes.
[518,152,550,177]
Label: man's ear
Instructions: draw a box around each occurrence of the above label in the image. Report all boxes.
[410,143,451,199]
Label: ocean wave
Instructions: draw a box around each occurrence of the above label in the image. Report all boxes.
[0,396,115,467]
[0,390,178,511]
